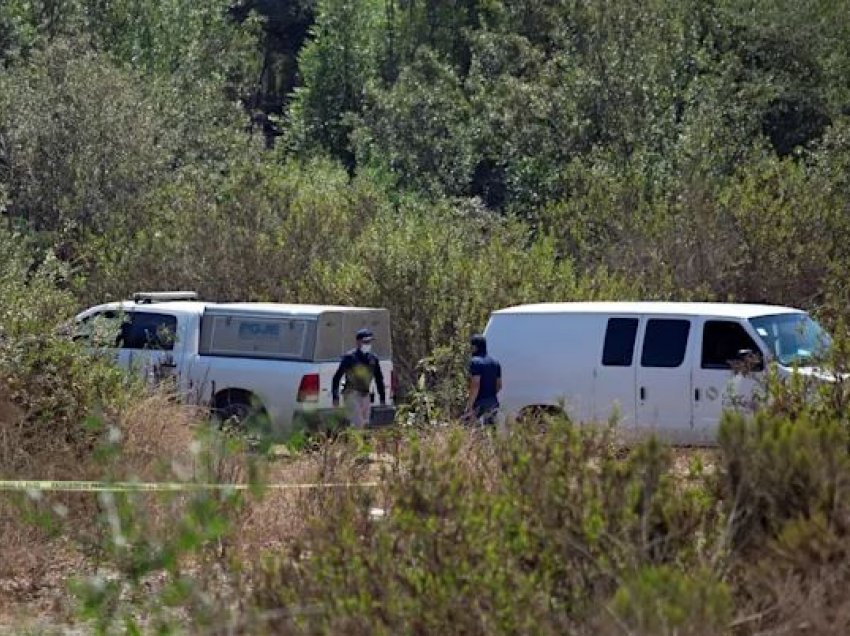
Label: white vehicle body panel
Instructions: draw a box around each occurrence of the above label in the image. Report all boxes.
[484,301,814,444]
[74,300,394,436]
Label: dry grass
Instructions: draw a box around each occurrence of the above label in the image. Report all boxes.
[236,431,400,556]
[236,459,330,554]
[111,393,202,481]
[0,386,85,620]
[0,390,407,624]
[0,389,205,620]
[0,409,791,634]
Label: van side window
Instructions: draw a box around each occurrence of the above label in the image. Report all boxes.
[641,319,691,368]
[602,318,639,366]
[118,313,177,350]
[701,321,763,370]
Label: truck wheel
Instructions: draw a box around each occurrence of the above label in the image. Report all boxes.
[212,390,269,443]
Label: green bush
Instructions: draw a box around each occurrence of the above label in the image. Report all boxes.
[0,40,175,238]
[0,226,137,470]
[309,201,641,401]
[253,418,720,634]
[81,156,370,303]
[715,354,850,634]
[609,565,732,636]
[70,426,252,635]
[718,406,850,554]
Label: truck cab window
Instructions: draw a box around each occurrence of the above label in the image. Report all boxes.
[641,319,690,368]
[701,321,763,370]
[117,313,177,350]
[602,318,639,366]
[74,310,121,347]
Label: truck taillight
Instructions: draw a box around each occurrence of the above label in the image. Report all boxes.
[297,373,320,402]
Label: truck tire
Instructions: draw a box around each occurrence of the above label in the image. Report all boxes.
[212,389,269,441]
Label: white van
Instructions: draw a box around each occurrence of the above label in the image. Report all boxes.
[73,293,396,437]
[484,302,831,443]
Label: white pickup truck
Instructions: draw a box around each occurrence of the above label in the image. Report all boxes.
[73,292,396,436]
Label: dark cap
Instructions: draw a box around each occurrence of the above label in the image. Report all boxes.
[356,328,374,341]
[470,333,487,356]
[470,334,486,347]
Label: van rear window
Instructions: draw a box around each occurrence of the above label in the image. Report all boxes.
[602,318,639,366]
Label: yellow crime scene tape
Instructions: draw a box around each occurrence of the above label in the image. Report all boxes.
[0,480,380,493]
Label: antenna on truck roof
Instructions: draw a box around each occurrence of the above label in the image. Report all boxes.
[132,291,199,304]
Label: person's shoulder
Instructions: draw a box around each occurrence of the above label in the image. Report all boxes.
[341,348,358,360]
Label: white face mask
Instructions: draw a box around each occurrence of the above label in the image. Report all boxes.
[360,343,372,354]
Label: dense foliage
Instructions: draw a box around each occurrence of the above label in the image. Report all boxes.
[3,1,850,631]
[1,1,849,356]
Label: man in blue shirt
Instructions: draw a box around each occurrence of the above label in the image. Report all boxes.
[464,334,502,426]
[332,328,386,428]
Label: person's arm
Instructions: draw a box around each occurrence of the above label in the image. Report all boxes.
[465,358,481,415]
[465,375,481,415]
[332,356,350,406]
[373,357,386,404]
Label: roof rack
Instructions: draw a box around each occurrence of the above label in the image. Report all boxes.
[132,291,199,304]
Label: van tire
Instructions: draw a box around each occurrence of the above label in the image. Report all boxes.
[517,405,567,424]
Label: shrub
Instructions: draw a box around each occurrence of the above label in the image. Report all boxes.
[717,364,850,554]
[608,565,732,636]
[309,201,641,403]
[81,156,375,303]
[253,418,721,634]
[0,226,138,475]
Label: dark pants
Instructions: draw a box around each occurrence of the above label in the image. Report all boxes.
[473,402,499,427]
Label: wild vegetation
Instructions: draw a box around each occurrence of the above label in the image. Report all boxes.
[2,0,850,632]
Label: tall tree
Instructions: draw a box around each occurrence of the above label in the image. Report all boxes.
[286,0,384,167]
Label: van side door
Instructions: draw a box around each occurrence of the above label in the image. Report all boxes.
[636,317,694,441]
[594,317,640,427]
[692,319,764,442]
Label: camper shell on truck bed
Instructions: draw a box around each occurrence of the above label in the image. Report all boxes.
[198,304,392,362]
[73,297,395,435]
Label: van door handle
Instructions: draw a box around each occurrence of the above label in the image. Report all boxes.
[694,388,700,401]
[639,387,646,400]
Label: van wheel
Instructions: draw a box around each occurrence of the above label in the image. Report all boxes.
[212,390,268,442]
[517,405,567,424]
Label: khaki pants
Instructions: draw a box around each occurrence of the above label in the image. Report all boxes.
[344,392,371,428]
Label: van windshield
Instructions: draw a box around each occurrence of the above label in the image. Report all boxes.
[749,313,831,367]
